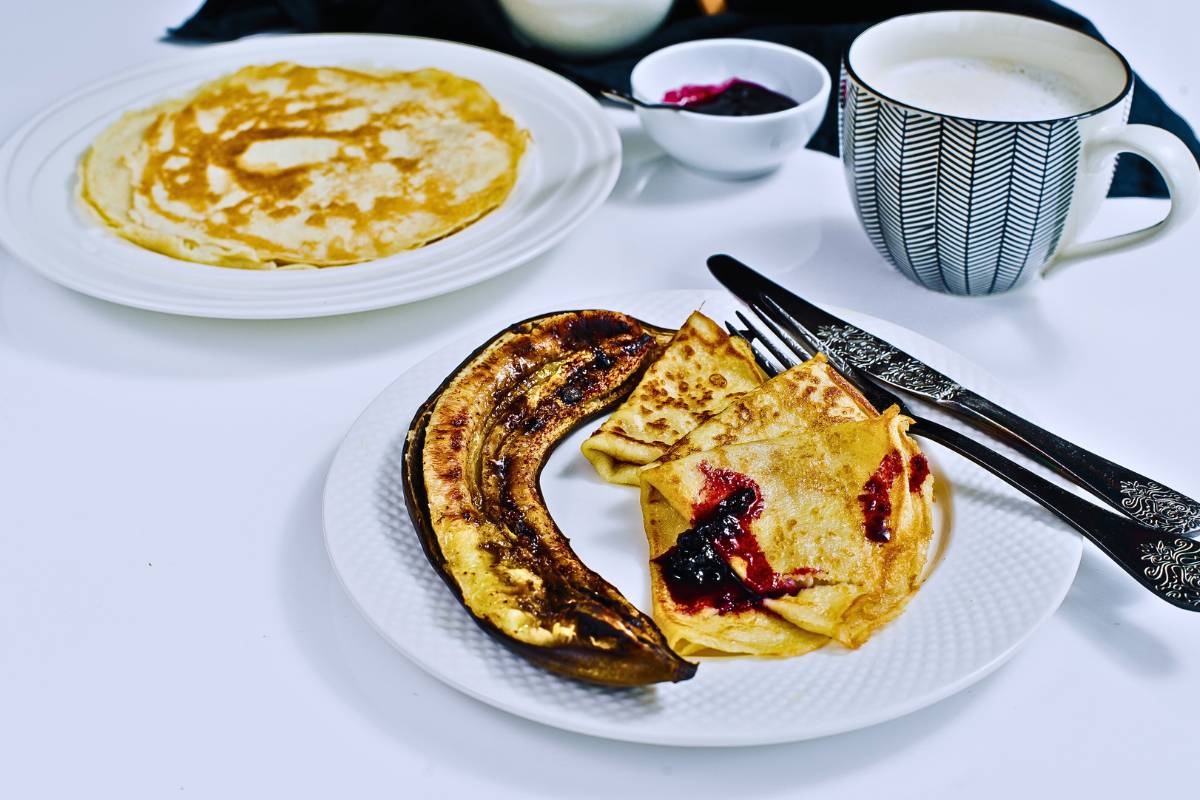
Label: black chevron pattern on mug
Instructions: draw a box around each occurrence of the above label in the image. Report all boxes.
[840,76,885,258]
[842,82,1083,295]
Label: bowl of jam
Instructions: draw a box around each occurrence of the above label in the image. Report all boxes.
[630,39,831,178]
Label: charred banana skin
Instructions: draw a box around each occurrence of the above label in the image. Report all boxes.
[402,311,696,686]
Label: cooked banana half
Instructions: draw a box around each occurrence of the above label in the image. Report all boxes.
[402,310,696,686]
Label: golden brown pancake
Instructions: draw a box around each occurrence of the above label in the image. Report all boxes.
[641,476,830,658]
[639,357,934,655]
[581,311,766,485]
[664,353,876,461]
[81,63,528,268]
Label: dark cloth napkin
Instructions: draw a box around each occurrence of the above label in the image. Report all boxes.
[169,0,1198,198]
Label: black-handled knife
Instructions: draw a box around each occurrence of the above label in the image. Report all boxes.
[708,253,1200,535]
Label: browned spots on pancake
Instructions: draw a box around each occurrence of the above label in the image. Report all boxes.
[600,428,672,448]
[116,63,527,266]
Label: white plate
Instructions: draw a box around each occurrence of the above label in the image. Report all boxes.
[323,290,1082,746]
[0,35,620,319]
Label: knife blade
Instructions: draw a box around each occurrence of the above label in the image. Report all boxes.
[708,253,1200,535]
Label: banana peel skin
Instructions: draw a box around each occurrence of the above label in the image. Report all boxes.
[402,310,697,687]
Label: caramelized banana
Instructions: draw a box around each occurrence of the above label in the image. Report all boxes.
[402,311,696,686]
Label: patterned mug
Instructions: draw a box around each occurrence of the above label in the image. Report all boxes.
[840,11,1200,295]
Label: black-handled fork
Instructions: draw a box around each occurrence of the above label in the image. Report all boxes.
[726,305,1200,612]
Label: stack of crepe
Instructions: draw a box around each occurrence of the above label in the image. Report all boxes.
[582,311,935,658]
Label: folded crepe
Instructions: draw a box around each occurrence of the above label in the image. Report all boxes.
[581,311,766,486]
[640,467,830,658]
[640,356,934,656]
[666,353,876,460]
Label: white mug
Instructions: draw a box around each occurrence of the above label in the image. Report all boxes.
[840,11,1200,294]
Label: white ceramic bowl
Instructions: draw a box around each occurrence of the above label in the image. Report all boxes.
[631,39,832,178]
[497,0,674,58]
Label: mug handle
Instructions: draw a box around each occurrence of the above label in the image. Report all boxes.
[1043,124,1200,275]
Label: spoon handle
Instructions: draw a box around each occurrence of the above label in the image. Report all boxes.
[560,70,655,109]
[597,86,641,108]
[574,74,640,106]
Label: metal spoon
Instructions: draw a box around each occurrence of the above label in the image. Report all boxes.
[566,72,683,111]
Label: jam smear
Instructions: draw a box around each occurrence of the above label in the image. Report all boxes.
[663,78,798,116]
[653,464,815,614]
[653,489,760,614]
[859,452,904,543]
[908,454,930,493]
[692,461,762,525]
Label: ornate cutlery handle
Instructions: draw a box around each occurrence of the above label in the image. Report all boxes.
[953,393,1200,535]
[812,318,1200,536]
[912,415,1200,611]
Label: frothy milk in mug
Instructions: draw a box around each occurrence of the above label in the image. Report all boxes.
[869,57,1099,121]
[840,11,1199,294]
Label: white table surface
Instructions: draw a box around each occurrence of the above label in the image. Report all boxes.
[3,2,1197,797]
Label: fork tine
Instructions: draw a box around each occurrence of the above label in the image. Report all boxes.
[747,299,908,415]
[734,310,799,369]
[725,321,782,377]
[747,298,823,364]
[748,345,781,378]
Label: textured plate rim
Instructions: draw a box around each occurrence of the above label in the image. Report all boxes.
[0,34,622,319]
[322,289,1083,746]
